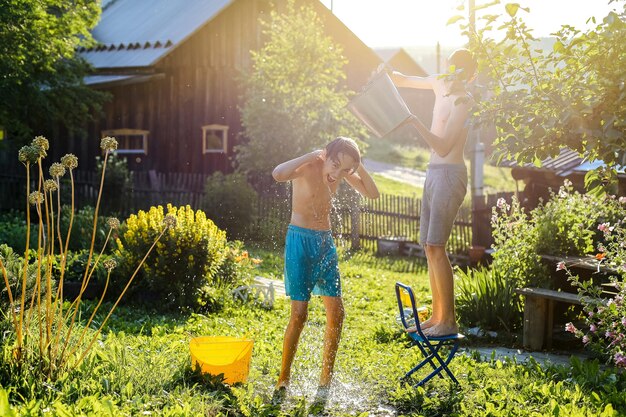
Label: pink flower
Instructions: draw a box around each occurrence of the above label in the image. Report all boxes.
[622,317,626,327]
[606,331,614,338]
[556,261,566,271]
[614,353,626,367]
[619,196,626,204]
[565,322,577,333]
[590,324,597,332]
[597,222,610,232]
[582,335,590,344]
[496,198,506,209]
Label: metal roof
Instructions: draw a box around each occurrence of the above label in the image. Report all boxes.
[80,0,234,69]
[498,147,625,177]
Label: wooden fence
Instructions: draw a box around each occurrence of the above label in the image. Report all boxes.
[0,170,476,255]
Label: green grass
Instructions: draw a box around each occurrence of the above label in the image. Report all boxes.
[2,248,625,416]
[371,174,423,198]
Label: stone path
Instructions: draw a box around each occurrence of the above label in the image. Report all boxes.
[362,158,426,187]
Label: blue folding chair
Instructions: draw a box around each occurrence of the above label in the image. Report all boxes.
[395,282,464,387]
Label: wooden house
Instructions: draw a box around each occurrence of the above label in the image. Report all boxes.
[51,0,381,174]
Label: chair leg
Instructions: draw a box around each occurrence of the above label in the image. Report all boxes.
[407,341,461,387]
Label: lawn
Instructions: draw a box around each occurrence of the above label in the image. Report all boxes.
[2,247,624,416]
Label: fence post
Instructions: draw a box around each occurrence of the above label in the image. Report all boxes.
[350,197,360,251]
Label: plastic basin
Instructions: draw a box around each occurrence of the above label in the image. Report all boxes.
[189,336,254,384]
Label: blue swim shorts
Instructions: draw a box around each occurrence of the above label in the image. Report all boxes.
[284,225,341,301]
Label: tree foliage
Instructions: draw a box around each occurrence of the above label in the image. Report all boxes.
[452,1,626,193]
[0,0,107,143]
[236,0,366,176]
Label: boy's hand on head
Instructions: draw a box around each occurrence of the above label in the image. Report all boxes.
[311,149,326,162]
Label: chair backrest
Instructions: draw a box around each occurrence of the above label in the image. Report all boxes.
[395,282,427,339]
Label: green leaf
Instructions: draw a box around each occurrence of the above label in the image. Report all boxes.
[553,40,565,53]
[505,3,520,17]
[447,15,465,25]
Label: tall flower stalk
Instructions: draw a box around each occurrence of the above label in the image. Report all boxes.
[0,135,166,379]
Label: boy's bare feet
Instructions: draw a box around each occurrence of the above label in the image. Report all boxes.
[422,323,458,337]
[419,317,437,330]
[271,384,288,406]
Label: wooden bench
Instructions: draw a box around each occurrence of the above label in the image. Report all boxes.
[514,287,585,351]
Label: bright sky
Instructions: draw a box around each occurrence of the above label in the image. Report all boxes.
[319,0,619,47]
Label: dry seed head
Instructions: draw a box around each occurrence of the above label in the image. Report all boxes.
[61,154,78,170]
[100,136,118,152]
[49,163,66,177]
[103,259,117,271]
[107,217,120,229]
[44,179,58,192]
[28,191,44,206]
[163,214,177,229]
[32,136,49,158]
[18,146,40,164]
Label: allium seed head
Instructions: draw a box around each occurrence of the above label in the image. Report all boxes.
[163,214,177,229]
[44,179,58,192]
[100,136,118,152]
[49,163,66,178]
[18,146,40,164]
[60,154,78,170]
[103,259,117,271]
[32,136,49,158]
[28,191,44,206]
[107,217,120,229]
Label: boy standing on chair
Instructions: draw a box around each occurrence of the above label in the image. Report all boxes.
[272,137,379,394]
[389,48,477,337]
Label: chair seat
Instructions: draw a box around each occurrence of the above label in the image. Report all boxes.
[408,332,465,343]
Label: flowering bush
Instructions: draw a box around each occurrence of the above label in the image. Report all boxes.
[533,180,604,256]
[565,195,626,368]
[490,196,549,289]
[114,204,229,311]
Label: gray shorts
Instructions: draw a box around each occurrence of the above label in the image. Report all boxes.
[419,164,467,247]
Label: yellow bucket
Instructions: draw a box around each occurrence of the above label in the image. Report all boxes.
[189,336,254,384]
[399,288,413,307]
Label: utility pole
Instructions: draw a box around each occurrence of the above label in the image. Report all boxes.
[468,0,486,251]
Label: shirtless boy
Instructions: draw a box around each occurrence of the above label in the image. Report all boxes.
[389,48,477,337]
[272,137,379,396]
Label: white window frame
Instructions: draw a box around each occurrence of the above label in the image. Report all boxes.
[201,124,228,154]
[101,128,149,155]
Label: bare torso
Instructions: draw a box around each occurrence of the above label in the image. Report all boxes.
[429,79,469,165]
[289,161,338,230]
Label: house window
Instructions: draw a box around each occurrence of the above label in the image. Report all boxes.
[202,124,228,154]
[101,128,149,155]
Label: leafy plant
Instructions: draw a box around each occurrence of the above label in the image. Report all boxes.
[450,2,626,194]
[114,204,228,311]
[490,195,549,290]
[202,172,258,240]
[236,0,366,176]
[532,180,602,256]
[455,265,521,331]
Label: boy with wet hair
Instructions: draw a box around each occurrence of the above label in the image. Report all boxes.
[388,48,477,337]
[272,136,379,399]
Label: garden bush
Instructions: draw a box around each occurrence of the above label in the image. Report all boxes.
[455,265,521,331]
[114,204,229,311]
[202,172,257,240]
[533,180,604,256]
[0,210,38,252]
